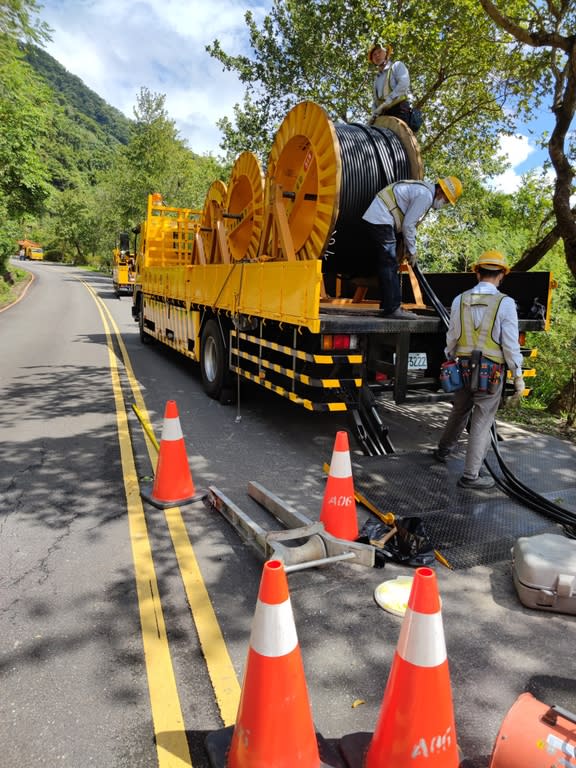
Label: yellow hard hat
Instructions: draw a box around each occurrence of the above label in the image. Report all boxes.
[368,42,393,63]
[474,250,511,275]
[438,176,463,205]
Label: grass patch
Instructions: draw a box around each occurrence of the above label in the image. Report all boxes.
[499,402,575,444]
[0,266,33,310]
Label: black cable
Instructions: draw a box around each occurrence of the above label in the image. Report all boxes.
[334,123,410,221]
[330,133,576,530]
[414,264,576,531]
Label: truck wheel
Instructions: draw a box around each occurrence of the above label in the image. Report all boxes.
[201,319,229,400]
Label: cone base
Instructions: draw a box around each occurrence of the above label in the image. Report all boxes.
[338,731,371,768]
[339,731,465,768]
[205,724,346,768]
[140,485,205,509]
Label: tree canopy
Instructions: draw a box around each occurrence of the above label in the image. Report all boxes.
[208,0,576,278]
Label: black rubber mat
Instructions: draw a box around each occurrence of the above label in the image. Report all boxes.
[352,440,574,570]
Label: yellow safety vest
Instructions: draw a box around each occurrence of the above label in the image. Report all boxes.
[374,65,408,110]
[377,181,431,231]
[456,291,505,363]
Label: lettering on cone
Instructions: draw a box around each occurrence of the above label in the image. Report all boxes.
[327,495,354,507]
[411,728,453,758]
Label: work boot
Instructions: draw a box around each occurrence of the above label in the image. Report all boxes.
[457,475,496,489]
[433,447,451,463]
[380,307,417,319]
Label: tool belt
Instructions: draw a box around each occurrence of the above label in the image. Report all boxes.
[459,350,504,393]
[439,360,464,393]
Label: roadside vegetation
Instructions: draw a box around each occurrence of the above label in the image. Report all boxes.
[1,0,574,431]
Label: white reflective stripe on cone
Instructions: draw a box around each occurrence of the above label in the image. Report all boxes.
[397,608,447,667]
[329,450,352,479]
[249,598,298,657]
[161,417,183,442]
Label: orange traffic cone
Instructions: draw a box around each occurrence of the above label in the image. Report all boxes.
[141,400,201,509]
[320,431,358,541]
[205,559,341,768]
[339,566,459,768]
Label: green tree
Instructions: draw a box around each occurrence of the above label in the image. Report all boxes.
[48,186,104,264]
[208,0,529,176]
[479,0,576,281]
[101,88,227,236]
[0,1,53,273]
[208,0,575,277]
[0,0,50,42]
[0,2,53,221]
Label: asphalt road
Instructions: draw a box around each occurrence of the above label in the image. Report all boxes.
[1,261,575,768]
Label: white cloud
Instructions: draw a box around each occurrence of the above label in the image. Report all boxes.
[40,0,271,156]
[490,134,536,193]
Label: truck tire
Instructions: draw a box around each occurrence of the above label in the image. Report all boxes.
[201,319,230,400]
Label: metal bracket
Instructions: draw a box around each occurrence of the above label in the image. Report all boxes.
[205,481,375,572]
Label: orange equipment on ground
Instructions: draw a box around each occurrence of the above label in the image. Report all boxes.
[140,400,201,509]
[320,431,358,541]
[339,566,459,768]
[205,558,341,767]
[489,692,576,768]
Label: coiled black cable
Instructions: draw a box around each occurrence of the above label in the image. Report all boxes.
[334,123,410,221]
[322,123,411,275]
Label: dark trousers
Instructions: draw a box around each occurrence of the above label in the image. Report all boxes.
[382,101,411,125]
[365,222,400,313]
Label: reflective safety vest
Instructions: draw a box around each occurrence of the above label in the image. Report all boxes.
[377,181,431,231]
[374,64,408,109]
[456,290,506,363]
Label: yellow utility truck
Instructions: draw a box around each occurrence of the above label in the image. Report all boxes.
[132,101,553,453]
[112,232,136,296]
[19,240,44,260]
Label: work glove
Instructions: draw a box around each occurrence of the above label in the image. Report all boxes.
[507,376,525,408]
[406,250,417,267]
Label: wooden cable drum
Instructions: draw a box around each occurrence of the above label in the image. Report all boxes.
[225,151,265,262]
[201,179,227,263]
[264,100,423,277]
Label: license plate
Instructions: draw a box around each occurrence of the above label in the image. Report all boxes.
[408,352,427,370]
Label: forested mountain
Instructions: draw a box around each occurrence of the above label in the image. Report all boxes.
[25,45,132,146]
[20,45,132,191]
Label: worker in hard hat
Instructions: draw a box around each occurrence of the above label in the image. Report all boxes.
[362,176,463,319]
[433,250,525,489]
[368,42,411,125]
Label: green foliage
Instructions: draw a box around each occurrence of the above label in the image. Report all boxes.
[23,45,129,191]
[0,36,53,217]
[208,0,529,176]
[99,88,228,235]
[24,45,131,145]
[0,0,50,44]
[2,39,228,267]
[526,304,576,411]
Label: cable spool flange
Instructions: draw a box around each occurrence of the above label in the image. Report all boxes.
[265,101,342,261]
[263,102,422,267]
[225,151,265,262]
[201,179,227,264]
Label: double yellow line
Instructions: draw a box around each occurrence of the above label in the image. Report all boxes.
[84,283,240,767]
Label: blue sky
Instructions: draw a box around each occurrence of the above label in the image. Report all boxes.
[38,0,553,192]
[40,0,271,157]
